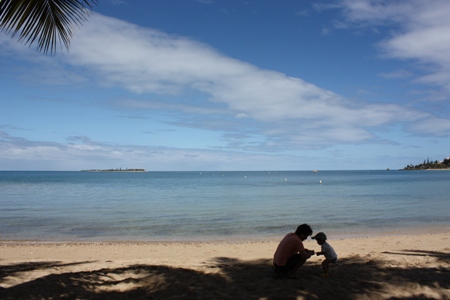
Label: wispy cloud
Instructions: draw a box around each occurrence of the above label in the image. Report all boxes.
[336,0,450,92]
[379,69,413,79]
[295,10,309,17]
[0,131,306,171]
[59,14,447,146]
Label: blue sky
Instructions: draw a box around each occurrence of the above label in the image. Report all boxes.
[1,0,450,171]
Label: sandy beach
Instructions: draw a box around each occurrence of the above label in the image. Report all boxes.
[1,233,449,299]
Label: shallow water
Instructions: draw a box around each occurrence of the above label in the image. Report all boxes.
[1,170,449,241]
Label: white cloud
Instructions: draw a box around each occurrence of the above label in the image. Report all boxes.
[58,13,449,146]
[338,0,450,92]
[408,117,450,136]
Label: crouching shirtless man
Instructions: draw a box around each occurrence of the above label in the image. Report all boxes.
[273,223,315,279]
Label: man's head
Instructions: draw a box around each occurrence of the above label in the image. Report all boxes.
[295,223,313,241]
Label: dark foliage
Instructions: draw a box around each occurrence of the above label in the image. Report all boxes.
[0,0,97,54]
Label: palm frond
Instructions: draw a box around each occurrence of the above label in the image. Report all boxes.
[0,0,98,55]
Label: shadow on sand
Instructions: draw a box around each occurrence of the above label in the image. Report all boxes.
[0,250,449,299]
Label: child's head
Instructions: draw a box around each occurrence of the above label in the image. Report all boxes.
[315,238,326,245]
[312,232,327,245]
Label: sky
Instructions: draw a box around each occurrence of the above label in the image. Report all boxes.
[1,0,450,171]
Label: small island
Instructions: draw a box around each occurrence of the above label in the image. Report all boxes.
[81,168,146,172]
[403,156,450,170]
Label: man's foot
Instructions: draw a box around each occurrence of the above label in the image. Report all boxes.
[320,273,329,277]
[287,274,300,280]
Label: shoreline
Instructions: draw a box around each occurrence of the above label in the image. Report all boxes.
[1,230,448,248]
[2,225,450,244]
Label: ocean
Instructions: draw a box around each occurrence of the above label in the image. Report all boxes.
[1,170,449,242]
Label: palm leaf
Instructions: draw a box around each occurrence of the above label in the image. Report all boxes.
[0,0,98,55]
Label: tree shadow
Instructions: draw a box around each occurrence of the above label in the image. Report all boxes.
[0,261,94,281]
[0,251,449,300]
[382,249,450,261]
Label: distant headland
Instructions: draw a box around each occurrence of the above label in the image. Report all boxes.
[81,168,146,172]
[403,156,450,170]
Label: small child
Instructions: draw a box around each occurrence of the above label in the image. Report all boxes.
[312,232,337,277]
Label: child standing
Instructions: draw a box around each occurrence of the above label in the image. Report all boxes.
[312,232,337,277]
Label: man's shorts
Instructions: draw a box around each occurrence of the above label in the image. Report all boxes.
[273,254,303,274]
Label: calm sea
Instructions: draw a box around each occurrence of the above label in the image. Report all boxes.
[1,170,449,242]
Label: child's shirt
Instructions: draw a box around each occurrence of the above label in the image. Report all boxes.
[322,242,338,260]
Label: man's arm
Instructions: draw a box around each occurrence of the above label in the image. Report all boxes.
[300,249,314,259]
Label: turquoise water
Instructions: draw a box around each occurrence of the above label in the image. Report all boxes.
[0,170,449,242]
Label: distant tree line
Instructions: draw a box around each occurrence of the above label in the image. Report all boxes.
[81,168,146,172]
[403,157,450,170]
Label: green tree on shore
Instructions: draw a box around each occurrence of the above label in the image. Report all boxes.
[0,0,97,55]
[404,157,450,170]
